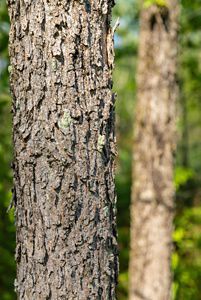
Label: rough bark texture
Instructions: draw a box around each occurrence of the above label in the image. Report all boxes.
[129,1,179,300]
[8,0,118,299]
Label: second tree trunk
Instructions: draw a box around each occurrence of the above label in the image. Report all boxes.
[129,1,179,300]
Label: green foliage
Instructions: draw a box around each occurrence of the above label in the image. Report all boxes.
[178,0,201,173]
[174,167,195,190]
[0,1,16,299]
[0,87,16,300]
[144,0,167,8]
[117,272,129,300]
[173,208,201,300]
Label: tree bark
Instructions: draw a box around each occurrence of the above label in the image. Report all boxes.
[129,1,179,300]
[8,0,118,299]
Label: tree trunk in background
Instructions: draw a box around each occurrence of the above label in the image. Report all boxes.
[129,1,179,300]
[8,0,118,298]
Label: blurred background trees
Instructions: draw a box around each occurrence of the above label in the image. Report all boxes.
[129,1,179,299]
[0,1,15,299]
[0,0,201,299]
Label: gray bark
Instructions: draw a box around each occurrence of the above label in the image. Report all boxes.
[129,1,179,300]
[8,0,118,299]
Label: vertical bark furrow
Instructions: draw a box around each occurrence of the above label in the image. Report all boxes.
[8,0,118,299]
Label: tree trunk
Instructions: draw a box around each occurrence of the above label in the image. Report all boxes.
[8,0,118,298]
[129,1,179,300]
